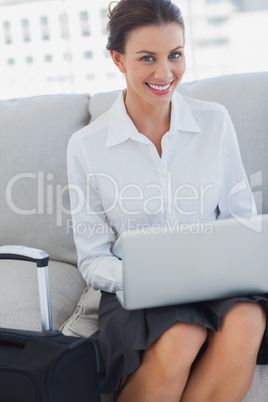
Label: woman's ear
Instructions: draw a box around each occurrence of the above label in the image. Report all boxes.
[109,50,126,73]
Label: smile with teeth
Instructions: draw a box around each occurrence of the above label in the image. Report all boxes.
[146,82,172,91]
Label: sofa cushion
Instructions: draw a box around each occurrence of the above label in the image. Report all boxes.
[242,365,268,402]
[0,94,90,265]
[0,259,86,331]
[60,286,101,337]
[89,72,268,215]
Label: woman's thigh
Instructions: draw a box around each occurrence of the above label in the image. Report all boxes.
[207,301,266,359]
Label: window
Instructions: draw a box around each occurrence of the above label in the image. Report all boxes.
[208,17,228,26]
[7,58,15,65]
[44,54,53,62]
[232,0,268,12]
[59,13,69,39]
[80,11,90,36]
[197,38,229,47]
[26,56,33,64]
[40,16,49,40]
[3,21,12,44]
[22,19,30,42]
[100,9,108,34]
[47,75,71,83]
[84,51,93,59]
[63,52,72,62]
[206,0,224,3]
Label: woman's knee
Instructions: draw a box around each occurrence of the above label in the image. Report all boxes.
[211,302,266,360]
[143,322,208,377]
[224,302,266,336]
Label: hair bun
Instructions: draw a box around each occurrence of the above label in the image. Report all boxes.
[108,1,119,20]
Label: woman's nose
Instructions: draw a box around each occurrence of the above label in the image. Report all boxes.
[154,60,172,82]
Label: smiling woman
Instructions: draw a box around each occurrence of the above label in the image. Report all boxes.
[136,40,185,97]
[107,0,186,118]
[67,0,268,401]
[109,23,186,131]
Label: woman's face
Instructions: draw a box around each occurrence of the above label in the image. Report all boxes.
[111,23,186,109]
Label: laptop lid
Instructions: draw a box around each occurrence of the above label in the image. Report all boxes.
[117,215,268,310]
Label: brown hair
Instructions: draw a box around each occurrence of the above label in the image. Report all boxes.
[106,0,185,54]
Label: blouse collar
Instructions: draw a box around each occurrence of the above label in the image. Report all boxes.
[105,90,201,148]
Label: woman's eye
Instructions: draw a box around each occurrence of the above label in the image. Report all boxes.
[169,52,181,60]
[141,56,155,62]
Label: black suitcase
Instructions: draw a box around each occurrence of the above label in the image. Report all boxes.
[0,245,101,402]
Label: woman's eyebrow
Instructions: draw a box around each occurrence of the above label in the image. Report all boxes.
[136,46,184,55]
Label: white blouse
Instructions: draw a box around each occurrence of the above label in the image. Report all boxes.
[67,91,256,293]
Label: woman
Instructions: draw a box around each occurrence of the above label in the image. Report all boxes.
[67,0,268,400]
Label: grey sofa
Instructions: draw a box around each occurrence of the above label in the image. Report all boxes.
[0,72,267,401]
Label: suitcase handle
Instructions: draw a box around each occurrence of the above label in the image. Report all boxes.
[0,245,49,266]
[0,245,53,332]
[0,331,29,346]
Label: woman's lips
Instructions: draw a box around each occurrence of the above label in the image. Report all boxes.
[146,81,173,95]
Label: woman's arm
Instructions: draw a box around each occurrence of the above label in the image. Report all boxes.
[67,136,123,293]
[217,108,257,220]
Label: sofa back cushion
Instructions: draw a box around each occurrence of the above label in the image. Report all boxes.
[90,72,268,215]
[0,94,90,265]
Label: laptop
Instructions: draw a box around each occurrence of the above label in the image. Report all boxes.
[116,214,268,310]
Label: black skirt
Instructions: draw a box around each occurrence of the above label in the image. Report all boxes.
[92,291,268,394]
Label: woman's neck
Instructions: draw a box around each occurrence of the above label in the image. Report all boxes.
[124,90,171,158]
[124,91,171,141]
